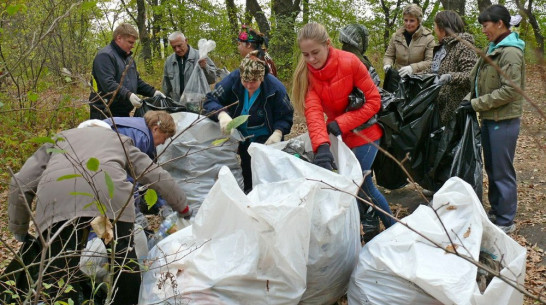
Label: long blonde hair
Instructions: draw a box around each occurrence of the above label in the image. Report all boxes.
[291,23,330,115]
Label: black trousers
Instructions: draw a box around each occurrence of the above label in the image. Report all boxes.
[238,141,253,193]
[41,218,140,304]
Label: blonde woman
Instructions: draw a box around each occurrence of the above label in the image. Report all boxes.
[292,22,393,241]
[383,4,435,76]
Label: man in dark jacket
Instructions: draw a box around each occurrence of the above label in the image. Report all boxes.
[89,23,165,119]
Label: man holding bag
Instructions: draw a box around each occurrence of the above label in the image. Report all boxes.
[162,31,217,104]
[89,23,165,119]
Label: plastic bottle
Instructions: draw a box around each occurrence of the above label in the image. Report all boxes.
[157,213,179,239]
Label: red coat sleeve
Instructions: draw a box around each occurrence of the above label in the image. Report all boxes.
[334,57,381,133]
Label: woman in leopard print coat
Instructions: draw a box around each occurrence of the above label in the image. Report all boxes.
[427,10,477,125]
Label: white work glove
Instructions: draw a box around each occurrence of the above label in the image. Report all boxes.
[383,65,391,71]
[438,74,452,84]
[154,90,166,98]
[265,129,283,145]
[218,111,233,135]
[399,65,413,77]
[129,93,142,108]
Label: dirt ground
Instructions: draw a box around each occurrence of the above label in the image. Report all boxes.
[0,64,544,303]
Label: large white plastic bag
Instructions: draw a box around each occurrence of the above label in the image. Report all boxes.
[157,112,243,213]
[347,177,526,305]
[250,133,363,304]
[139,167,316,304]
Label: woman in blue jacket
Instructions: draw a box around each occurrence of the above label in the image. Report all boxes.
[204,51,294,192]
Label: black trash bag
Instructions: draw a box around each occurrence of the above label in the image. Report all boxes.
[346,87,366,112]
[383,68,401,93]
[373,73,443,190]
[373,140,409,190]
[426,107,483,198]
[134,95,186,117]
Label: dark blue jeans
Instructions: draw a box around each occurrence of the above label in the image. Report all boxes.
[353,140,393,228]
[481,118,520,226]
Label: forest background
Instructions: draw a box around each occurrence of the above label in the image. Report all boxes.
[0,0,545,303]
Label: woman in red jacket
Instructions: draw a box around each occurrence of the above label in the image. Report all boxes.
[292,23,393,240]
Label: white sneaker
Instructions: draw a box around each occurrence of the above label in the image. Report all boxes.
[497,223,516,234]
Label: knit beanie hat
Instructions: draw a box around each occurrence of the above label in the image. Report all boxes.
[339,24,370,54]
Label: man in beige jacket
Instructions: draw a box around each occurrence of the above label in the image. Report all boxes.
[8,125,189,304]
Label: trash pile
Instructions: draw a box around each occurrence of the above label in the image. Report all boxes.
[373,70,483,198]
[139,134,362,304]
[347,177,527,305]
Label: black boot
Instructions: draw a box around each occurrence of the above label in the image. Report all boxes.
[361,206,380,243]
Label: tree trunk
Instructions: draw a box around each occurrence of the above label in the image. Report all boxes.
[439,0,465,16]
[302,0,309,24]
[136,0,152,73]
[151,0,161,58]
[270,0,301,79]
[515,0,544,58]
[381,0,402,50]
[246,0,271,36]
[225,0,240,42]
[477,0,492,12]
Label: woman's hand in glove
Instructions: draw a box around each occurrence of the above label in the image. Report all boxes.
[313,143,337,171]
[265,130,283,145]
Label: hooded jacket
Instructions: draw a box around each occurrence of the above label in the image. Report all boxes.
[103,117,155,159]
[427,32,477,125]
[305,47,383,152]
[162,46,217,103]
[383,26,435,73]
[8,127,187,235]
[203,69,293,142]
[465,32,525,121]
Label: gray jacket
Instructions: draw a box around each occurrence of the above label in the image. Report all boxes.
[162,46,217,103]
[8,127,187,235]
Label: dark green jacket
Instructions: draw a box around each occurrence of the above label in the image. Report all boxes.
[465,33,525,121]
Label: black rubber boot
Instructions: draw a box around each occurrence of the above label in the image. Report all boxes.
[361,205,380,243]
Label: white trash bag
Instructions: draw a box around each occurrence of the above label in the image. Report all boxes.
[251,133,363,304]
[139,167,316,304]
[180,39,216,113]
[157,112,243,213]
[79,237,108,282]
[347,177,526,305]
